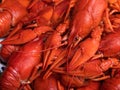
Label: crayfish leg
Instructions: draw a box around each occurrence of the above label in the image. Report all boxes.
[28,63,43,82]
[91,75,110,81]
[18,84,32,90]
[57,80,65,90]
[43,49,68,79]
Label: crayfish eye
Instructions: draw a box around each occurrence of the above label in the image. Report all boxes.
[75,36,79,41]
[32,20,36,24]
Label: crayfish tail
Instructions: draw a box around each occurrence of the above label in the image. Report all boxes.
[0,67,20,90]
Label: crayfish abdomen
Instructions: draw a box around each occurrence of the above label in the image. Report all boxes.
[0,37,43,90]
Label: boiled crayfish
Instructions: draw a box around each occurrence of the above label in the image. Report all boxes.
[0,0,120,90]
[0,37,44,90]
[0,0,28,37]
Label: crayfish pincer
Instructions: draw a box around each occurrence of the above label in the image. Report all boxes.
[0,0,27,38]
[0,37,43,90]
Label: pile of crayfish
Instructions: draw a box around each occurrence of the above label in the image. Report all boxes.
[1,0,120,90]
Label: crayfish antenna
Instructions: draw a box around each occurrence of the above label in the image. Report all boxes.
[103,8,114,32]
[43,48,68,79]
[43,49,57,70]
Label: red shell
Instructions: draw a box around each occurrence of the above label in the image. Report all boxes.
[99,29,120,57]
[101,77,120,90]
[33,76,58,90]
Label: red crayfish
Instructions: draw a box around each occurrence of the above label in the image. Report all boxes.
[0,0,120,90]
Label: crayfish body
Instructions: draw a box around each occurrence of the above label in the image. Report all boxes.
[0,37,43,90]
